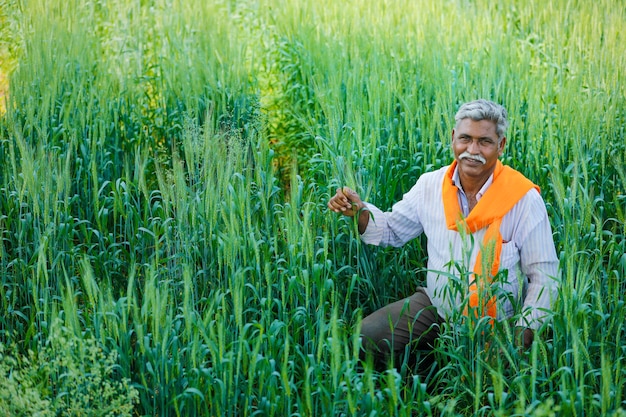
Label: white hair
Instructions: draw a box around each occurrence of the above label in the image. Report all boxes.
[454,99,508,140]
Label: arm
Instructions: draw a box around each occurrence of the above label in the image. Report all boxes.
[515,195,560,344]
[328,183,425,247]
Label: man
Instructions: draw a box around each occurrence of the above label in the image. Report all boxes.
[327,99,559,369]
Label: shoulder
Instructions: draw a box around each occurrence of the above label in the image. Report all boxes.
[500,165,537,190]
[405,165,449,197]
[507,186,550,226]
[501,185,553,244]
[400,165,449,204]
[417,165,449,186]
[518,187,549,214]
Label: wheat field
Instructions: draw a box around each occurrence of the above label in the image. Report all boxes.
[0,0,624,415]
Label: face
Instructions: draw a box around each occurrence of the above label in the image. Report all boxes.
[451,118,506,183]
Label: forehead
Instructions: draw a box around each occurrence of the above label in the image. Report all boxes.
[454,118,498,138]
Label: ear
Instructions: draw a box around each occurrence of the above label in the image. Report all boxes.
[498,137,507,155]
[451,129,456,143]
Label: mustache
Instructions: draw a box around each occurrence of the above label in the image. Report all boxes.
[458,152,486,164]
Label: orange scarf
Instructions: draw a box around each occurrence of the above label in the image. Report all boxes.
[442,160,539,318]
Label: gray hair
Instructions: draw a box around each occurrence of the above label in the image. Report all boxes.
[454,99,508,140]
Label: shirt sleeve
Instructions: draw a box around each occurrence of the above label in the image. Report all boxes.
[359,182,425,247]
[515,192,560,330]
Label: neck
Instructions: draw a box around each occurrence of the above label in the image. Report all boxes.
[452,159,503,196]
[458,172,492,196]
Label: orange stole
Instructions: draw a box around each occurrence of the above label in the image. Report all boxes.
[442,160,539,318]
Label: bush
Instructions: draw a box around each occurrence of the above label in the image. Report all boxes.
[0,344,53,417]
[0,320,139,417]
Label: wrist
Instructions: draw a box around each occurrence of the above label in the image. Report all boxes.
[357,207,370,234]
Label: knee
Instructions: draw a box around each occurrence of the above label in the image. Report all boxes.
[359,315,393,354]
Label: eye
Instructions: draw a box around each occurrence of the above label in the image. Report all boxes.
[479,138,495,146]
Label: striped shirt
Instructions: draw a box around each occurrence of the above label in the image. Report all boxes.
[361,164,560,329]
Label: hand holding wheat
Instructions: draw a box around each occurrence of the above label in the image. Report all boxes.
[327,187,364,216]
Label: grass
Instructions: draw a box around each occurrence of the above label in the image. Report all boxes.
[0,0,625,415]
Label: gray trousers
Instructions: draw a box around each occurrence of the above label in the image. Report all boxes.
[360,288,443,370]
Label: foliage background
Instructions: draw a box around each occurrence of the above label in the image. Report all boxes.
[0,0,624,415]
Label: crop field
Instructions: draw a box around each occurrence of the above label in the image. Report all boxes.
[0,0,625,415]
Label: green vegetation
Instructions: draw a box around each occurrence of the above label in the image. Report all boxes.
[0,0,624,415]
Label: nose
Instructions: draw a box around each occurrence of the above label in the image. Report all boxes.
[466,139,480,154]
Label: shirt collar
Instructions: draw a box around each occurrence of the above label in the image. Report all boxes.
[451,164,494,201]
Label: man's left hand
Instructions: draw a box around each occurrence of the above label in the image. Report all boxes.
[515,327,535,349]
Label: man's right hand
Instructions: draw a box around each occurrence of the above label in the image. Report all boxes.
[327,187,364,217]
[328,187,370,234]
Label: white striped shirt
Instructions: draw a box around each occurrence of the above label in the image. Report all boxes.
[361,164,560,329]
